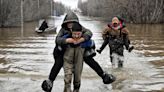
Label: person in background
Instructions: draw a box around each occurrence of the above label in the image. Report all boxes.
[96,16,134,68]
[39,19,48,32]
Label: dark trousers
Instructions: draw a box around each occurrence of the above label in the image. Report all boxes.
[49,47,64,81]
[49,47,104,81]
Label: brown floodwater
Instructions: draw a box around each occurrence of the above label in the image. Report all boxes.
[0,15,163,92]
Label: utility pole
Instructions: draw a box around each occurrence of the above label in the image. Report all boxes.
[0,0,3,27]
[37,0,40,26]
[51,0,53,16]
[21,0,24,37]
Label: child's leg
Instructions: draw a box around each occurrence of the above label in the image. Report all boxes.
[111,53,119,68]
[73,47,85,92]
[118,54,124,68]
[115,47,124,68]
[63,48,74,92]
[84,57,104,78]
[42,47,64,92]
[97,38,109,54]
[49,47,64,82]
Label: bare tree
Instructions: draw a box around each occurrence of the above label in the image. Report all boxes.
[78,0,88,15]
[53,2,65,16]
[0,0,52,27]
[78,0,164,23]
[0,0,21,27]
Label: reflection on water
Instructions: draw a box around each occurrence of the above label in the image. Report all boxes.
[0,16,164,92]
[128,24,164,57]
[0,20,56,76]
[0,22,38,38]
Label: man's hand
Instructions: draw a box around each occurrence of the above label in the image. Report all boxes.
[66,38,75,43]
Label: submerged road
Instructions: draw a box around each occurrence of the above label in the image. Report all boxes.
[0,15,164,92]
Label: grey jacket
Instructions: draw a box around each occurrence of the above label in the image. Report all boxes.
[56,12,92,46]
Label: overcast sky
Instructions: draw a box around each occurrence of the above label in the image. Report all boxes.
[54,0,79,9]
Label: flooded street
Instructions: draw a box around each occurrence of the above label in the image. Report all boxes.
[0,15,164,92]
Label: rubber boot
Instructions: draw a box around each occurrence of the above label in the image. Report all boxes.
[118,60,123,68]
[64,84,71,92]
[73,82,80,92]
[73,89,79,92]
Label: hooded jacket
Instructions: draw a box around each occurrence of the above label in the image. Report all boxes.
[101,17,130,55]
[56,12,92,46]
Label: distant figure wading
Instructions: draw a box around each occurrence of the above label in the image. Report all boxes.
[97,16,134,68]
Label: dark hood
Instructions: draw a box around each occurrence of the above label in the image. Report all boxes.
[62,12,79,28]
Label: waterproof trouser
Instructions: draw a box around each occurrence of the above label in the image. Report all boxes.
[110,46,124,68]
[63,47,84,92]
[110,53,124,68]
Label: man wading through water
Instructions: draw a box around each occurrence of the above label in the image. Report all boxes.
[41,12,116,92]
[60,22,86,92]
[97,16,134,68]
